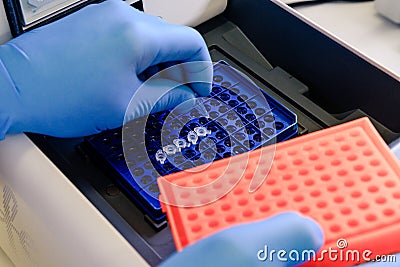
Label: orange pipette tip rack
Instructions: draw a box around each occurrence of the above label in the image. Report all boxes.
[158,118,400,266]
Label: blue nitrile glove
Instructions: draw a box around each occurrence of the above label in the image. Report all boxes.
[352,253,400,267]
[0,0,211,139]
[160,212,324,267]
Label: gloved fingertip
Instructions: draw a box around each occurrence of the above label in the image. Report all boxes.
[302,216,324,248]
[181,61,213,97]
[149,82,196,115]
[191,82,212,97]
[276,212,324,248]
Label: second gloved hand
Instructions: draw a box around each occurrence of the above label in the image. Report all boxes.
[160,212,324,267]
[0,0,211,139]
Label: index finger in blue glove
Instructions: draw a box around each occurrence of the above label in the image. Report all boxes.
[125,78,199,122]
[113,3,212,97]
[160,212,324,267]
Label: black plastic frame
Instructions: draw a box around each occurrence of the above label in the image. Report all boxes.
[224,0,400,140]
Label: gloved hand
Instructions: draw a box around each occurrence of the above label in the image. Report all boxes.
[160,212,324,267]
[0,0,211,139]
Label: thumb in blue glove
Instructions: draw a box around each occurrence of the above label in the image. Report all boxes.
[160,212,324,267]
[0,0,212,139]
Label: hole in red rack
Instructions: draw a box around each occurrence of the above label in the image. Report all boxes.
[315,164,325,171]
[303,145,313,151]
[366,214,377,222]
[311,190,321,197]
[376,197,387,204]
[293,159,302,165]
[338,169,348,176]
[243,210,253,217]
[325,150,335,156]
[260,205,270,213]
[368,185,379,193]
[305,179,315,186]
[393,192,400,199]
[351,191,362,198]
[233,188,243,195]
[378,170,388,177]
[331,159,341,166]
[254,194,265,201]
[361,174,372,182]
[321,174,331,181]
[319,141,329,146]
[348,219,359,227]
[330,224,341,233]
[266,179,276,185]
[191,225,202,233]
[370,159,380,166]
[335,136,345,142]
[341,145,351,151]
[238,199,248,206]
[201,198,210,205]
[300,206,310,213]
[204,209,215,216]
[309,154,319,161]
[385,180,396,188]
[196,187,207,194]
[358,202,369,210]
[188,213,198,221]
[350,130,360,137]
[193,177,203,184]
[288,184,298,191]
[213,183,223,190]
[181,192,190,199]
[271,189,282,196]
[277,164,287,170]
[245,173,254,180]
[327,185,337,192]
[341,207,352,215]
[363,150,373,156]
[282,174,292,181]
[347,154,357,161]
[344,180,354,187]
[354,165,364,171]
[177,181,187,187]
[334,196,344,203]
[383,209,395,217]
[209,220,219,228]
[226,169,235,175]
[225,215,236,222]
[221,203,231,211]
[299,169,309,176]
[277,200,287,207]
[317,201,327,208]
[208,173,219,179]
[294,195,304,202]
[356,140,366,147]
[229,178,238,185]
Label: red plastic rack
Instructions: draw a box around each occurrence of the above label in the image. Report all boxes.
[158,118,400,266]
